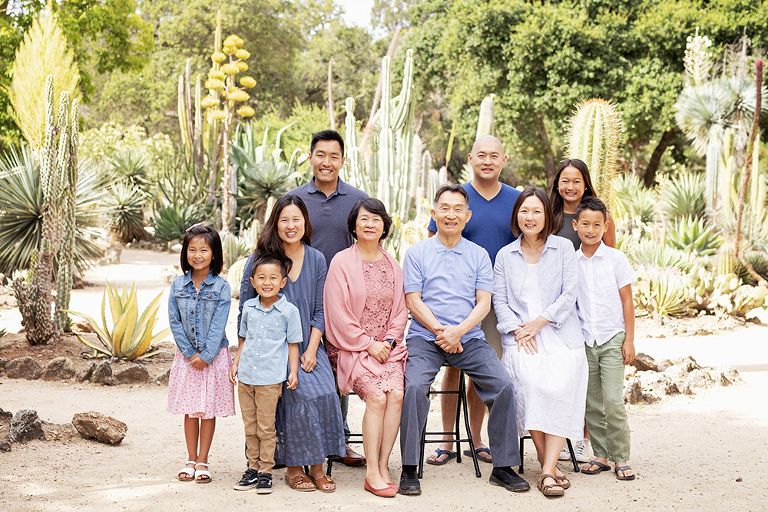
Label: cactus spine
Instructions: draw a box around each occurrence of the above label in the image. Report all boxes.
[13,75,79,344]
[566,99,624,209]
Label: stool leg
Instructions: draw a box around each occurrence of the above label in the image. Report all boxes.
[566,438,580,473]
[326,456,333,476]
[454,377,462,463]
[418,413,428,479]
[519,437,525,474]
[458,373,481,478]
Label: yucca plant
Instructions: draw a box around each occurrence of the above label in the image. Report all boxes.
[66,281,170,360]
[152,204,206,243]
[666,216,722,256]
[106,148,152,193]
[659,171,706,220]
[105,183,146,243]
[0,146,106,276]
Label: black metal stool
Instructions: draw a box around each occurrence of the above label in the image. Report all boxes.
[518,436,580,473]
[325,391,364,477]
[418,367,481,478]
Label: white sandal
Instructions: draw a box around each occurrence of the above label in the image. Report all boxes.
[195,462,212,483]
[177,461,196,481]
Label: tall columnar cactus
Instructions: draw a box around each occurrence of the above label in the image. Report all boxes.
[476,94,495,139]
[222,233,238,271]
[566,98,624,210]
[13,75,79,344]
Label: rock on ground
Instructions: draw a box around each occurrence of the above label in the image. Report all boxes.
[5,357,43,380]
[91,361,114,385]
[154,368,170,385]
[9,409,46,443]
[114,365,150,384]
[72,411,127,445]
[43,357,75,381]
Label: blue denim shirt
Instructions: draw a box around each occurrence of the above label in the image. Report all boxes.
[168,271,231,364]
[493,234,584,350]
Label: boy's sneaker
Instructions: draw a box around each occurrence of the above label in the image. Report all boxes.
[256,472,273,494]
[558,439,592,463]
[234,468,259,490]
[573,439,592,463]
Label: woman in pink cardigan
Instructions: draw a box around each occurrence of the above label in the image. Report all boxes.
[324,198,408,498]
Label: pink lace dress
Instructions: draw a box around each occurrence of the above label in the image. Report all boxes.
[327,257,405,401]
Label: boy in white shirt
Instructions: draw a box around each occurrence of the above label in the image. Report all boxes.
[573,197,636,481]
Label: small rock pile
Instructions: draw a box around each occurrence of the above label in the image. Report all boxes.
[0,408,126,451]
[1,357,165,385]
[623,353,741,404]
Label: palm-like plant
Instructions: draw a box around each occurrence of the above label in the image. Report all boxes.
[0,146,106,275]
[105,182,146,243]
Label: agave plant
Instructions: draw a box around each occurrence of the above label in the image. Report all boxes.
[0,146,106,275]
[634,266,695,317]
[612,174,656,224]
[624,237,702,274]
[152,204,206,243]
[66,281,170,360]
[659,171,706,220]
[666,216,722,256]
[104,182,146,243]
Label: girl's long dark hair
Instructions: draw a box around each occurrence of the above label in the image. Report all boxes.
[548,158,597,233]
[256,194,312,262]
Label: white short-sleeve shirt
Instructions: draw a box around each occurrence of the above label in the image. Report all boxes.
[575,242,636,347]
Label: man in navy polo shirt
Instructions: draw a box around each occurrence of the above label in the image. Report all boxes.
[398,184,528,495]
[426,136,520,466]
[288,129,368,466]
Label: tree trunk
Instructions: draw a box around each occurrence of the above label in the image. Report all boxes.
[359,27,401,153]
[643,129,676,187]
[534,115,557,186]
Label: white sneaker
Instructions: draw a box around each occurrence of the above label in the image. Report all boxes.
[573,439,592,463]
[558,439,592,462]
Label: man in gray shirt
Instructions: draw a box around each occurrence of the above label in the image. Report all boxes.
[288,130,368,466]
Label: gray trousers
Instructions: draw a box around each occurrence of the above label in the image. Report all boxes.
[400,336,521,468]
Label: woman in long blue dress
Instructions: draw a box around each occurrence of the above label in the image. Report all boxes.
[238,195,345,492]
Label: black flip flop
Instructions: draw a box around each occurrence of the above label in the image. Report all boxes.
[582,460,610,475]
[463,447,492,463]
[615,465,636,480]
[426,448,457,465]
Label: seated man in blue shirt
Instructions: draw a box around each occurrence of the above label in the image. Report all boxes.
[398,184,529,495]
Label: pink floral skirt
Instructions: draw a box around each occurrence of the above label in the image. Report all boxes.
[352,359,405,401]
[167,347,235,419]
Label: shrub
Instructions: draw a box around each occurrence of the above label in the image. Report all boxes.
[659,171,706,220]
[612,174,656,224]
[624,237,702,273]
[151,205,207,243]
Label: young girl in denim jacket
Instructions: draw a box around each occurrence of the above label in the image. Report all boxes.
[168,224,234,483]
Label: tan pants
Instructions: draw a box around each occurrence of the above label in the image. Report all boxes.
[481,304,502,360]
[238,382,283,473]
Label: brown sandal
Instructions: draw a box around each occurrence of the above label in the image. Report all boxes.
[309,474,336,493]
[555,475,571,489]
[537,474,565,497]
[285,474,316,491]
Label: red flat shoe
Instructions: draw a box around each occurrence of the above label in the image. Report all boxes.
[364,479,397,497]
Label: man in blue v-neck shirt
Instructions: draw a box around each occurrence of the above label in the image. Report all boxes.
[425,136,520,466]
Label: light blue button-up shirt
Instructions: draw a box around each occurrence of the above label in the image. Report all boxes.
[403,235,494,344]
[238,294,302,386]
[168,272,230,364]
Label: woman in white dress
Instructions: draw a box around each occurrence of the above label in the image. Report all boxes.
[493,187,587,498]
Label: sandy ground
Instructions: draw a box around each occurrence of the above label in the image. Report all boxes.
[1,249,767,511]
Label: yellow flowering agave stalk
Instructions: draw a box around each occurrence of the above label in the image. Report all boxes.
[66,281,170,360]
